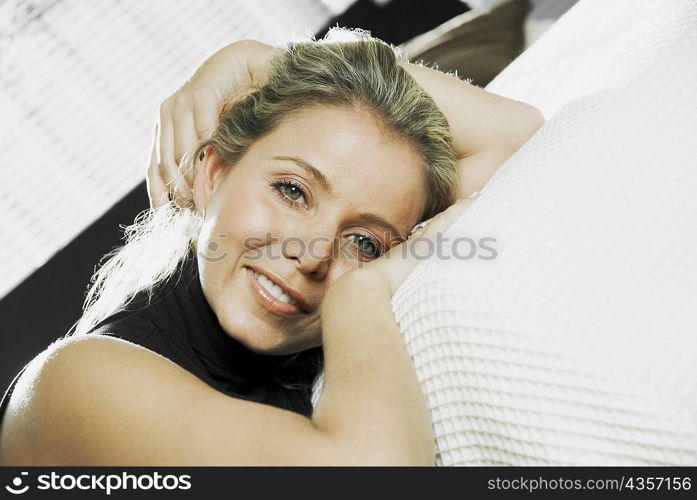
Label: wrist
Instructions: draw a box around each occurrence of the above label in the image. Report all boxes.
[322,269,393,311]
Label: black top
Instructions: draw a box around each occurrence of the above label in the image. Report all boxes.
[0,251,322,431]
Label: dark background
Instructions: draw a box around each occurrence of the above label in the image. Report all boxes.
[0,0,471,395]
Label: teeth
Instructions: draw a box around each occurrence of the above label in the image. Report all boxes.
[253,271,299,306]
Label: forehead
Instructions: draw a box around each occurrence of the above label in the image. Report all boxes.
[249,106,427,227]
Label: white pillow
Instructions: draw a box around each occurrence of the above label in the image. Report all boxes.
[315,0,697,465]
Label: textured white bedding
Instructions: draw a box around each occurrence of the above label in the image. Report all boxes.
[398,0,697,465]
[314,0,697,465]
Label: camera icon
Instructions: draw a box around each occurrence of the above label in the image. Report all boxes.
[5,471,29,494]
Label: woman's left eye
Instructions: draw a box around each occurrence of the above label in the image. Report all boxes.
[348,234,383,259]
[271,180,308,207]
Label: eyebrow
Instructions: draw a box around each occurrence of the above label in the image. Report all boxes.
[272,156,332,193]
[271,155,406,243]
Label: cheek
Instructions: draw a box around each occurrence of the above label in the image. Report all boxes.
[201,191,283,259]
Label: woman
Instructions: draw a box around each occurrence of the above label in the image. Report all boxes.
[0,29,543,465]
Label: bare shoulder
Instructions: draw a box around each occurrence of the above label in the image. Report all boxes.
[0,334,324,465]
[0,335,214,465]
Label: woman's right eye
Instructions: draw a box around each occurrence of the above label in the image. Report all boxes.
[271,179,308,208]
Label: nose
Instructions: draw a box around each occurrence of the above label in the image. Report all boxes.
[282,223,335,279]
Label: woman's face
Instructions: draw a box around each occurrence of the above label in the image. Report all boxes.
[194,106,427,355]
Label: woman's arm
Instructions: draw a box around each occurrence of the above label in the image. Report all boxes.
[0,273,426,465]
[402,63,545,198]
[0,277,427,465]
[1,202,469,466]
[311,270,435,464]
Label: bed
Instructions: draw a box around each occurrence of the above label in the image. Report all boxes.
[315,0,697,465]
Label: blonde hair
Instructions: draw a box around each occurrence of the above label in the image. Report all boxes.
[70,28,459,337]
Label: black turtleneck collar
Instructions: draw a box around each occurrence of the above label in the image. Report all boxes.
[160,251,290,385]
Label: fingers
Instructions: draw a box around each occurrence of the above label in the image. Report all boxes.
[156,102,179,199]
[173,99,199,169]
[146,40,275,209]
[193,88,219,140]
[408,198,473,240]
[431,199,472,234]
[153,91,217,207]
[146,124,170,208]
[172,98,199,203]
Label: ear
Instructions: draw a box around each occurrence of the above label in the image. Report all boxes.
[192,147,225,214]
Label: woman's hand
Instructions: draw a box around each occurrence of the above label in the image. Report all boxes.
[147,40,276,207]
[358,198,474,296]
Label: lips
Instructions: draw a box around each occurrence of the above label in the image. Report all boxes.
[245,266,311,314]
[253,270,299,306]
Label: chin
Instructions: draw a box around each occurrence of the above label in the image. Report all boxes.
[219,316,297,356]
